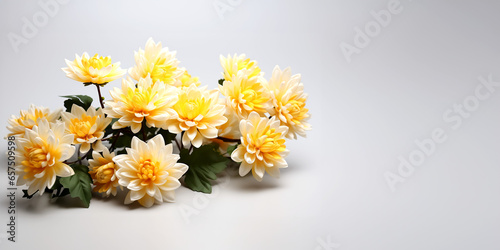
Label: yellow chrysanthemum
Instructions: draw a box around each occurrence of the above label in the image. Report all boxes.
[15,119,75,195]
[266,66,311,139]
[166,84,227,148]
[61,104,111,154]
[114,135,188,207]
[7,104,61,138]
[177,70,201,87]
[208,102,241,156]
[220,54,261,82]
[88,148,120,197]
[129,38,184,86]
[62,53,126,85]
[231,112,289,182]
[104,76,179,134]
[219,70,271,119]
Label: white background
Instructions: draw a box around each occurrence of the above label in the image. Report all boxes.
[1,0,499,249]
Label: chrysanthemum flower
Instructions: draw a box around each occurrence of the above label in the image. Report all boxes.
[231,112,289,182]
[114,135,188,207]
[266,66,311,139]
[61,105,111,154]
[129,38,184,86]
[7,104,61,138]
[177,70,201,87]
[208,104,241,155]
[219,70,271,119]
[104,76,179,134]
[15,119,75,195]
[62,53,126,85]
[166,84,227,148]
[220,54,261,82]
[88,148,120,197]
[217,104,241,139]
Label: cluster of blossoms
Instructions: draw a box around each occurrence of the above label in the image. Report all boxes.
[7,38,311,208]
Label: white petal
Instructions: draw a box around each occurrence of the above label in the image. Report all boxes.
[239,162,252,176]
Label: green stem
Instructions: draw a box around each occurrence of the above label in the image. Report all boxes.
[77,148,82,165]
[217,137,241,143]
[110,132,121,151]
[66,149,91,165]
[174,137,182,152]
[96,84,105,109]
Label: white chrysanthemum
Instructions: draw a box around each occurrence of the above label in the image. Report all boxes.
[266,66,311,139]
[88,148,120,197]
[7,104,61,138]
[219,70,271,119]
[15,119,75,195]
[129,38,184,86]
[104,76,178,134]
[220,54,261,82]
[61,104,111,154]
[114,135,188,207]
[62,53,126,85]
[231,112,289,182]
[166,84,227,148]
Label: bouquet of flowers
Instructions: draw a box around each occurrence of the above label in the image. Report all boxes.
[6,38,311,208]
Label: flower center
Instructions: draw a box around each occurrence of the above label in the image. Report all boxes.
[124,88,153,120]
[94,162,115,184]
[25,147,48,168]
[186,101,197,112]
[184,101,200,120]
[287,98,308,124]
[176,95,210,121]
[137,159,159,185]
[259,128,286,153]
[18,109,47,128]
[242,89,257,102]
[151,63,175,84]
[235,82,268,114]
[237,59,260,78]
[82,54,111,70]
[70,115,97,139]
[180,72,199,87]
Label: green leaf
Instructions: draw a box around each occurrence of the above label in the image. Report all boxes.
[61,95,93,112]
[55,189,70,198]
[218,78,225,86]
[114,134,133,149]
[59,164,92,208]
[179,144,228,193]
[226,144,238,155]
[48,177,70,198]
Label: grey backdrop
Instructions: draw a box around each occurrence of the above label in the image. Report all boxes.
[0,0,499,249]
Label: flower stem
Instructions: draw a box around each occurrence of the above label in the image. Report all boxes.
[217,137,241,143]
[174,138,182,152]
[66,147,91,165]
[142,127,147,141]
[96,84,105,109]
[110,132,121,151]
[77,148,82,165]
